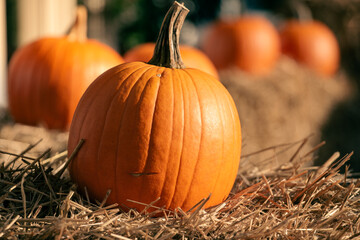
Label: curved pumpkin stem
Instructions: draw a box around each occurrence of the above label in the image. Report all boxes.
[290,0,313,22]
[67,5,88,42]
[148,1,189,69]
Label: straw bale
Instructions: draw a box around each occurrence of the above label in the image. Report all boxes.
[221,56,353,171]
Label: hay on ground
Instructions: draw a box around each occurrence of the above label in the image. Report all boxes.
[0,128,359,239]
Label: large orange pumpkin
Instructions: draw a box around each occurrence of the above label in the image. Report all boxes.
[279,20,340,77]
[124,43,219,79]
[201,15,281,75]
[68,2,241,212]
[7,6,124,130]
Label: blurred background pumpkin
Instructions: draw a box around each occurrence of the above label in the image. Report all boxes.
[201,15,281,75]
[279,20,340,77]
[7,6,124,130]
[278,0,340,77]
[124,42,219,78]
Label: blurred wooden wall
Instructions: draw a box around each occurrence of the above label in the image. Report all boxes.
[1,1,6,107]
[17,0,77,47]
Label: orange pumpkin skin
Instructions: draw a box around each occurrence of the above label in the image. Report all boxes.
[7,37,123,130]
[201,16,281,75]
[279,20,340,76]
[68,61,241,212]
[124,43,219,79]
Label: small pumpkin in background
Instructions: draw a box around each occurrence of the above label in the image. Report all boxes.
[201,15,281,75]
[279,20,340,77]
[68,2,241,213]
[7,6,124,130]
[124,42,219,79]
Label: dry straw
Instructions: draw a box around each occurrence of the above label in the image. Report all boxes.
[0,131,359,239]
